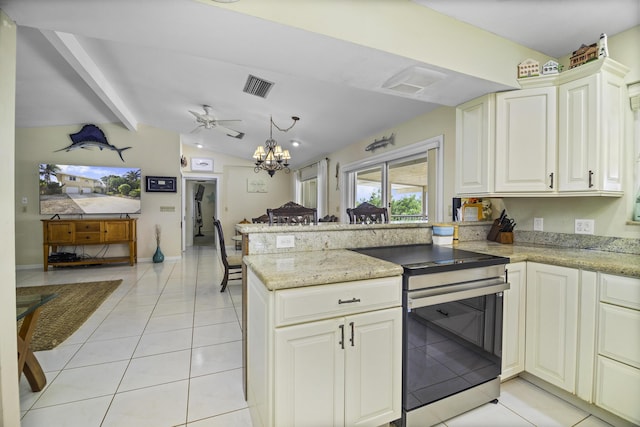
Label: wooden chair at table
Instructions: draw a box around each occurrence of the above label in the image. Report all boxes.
[213,218,242,292]
[347,201,389,224]
[267,201,318,225]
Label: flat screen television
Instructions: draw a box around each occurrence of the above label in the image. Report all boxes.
[39,163,141,215]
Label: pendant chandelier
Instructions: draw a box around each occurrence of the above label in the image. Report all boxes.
[253,115,299,177]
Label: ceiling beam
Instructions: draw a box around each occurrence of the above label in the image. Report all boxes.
[40,30,138,131]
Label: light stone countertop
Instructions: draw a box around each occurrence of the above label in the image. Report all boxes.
[236,222,430,234]
[244,240,640,292]
[243,249,403,290]
[454,241,640,278]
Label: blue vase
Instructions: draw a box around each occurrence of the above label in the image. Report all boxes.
[153,246,164,263]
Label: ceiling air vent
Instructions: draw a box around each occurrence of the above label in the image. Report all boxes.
[382,66,446,95]
[243,75,274,98]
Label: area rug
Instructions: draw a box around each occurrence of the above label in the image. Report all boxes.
[16,280,122,351]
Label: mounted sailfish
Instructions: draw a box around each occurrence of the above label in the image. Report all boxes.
[56,124,132,162]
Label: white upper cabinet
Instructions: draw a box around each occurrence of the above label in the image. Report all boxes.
[495,87,557,193]
[455,94,495,195]
[454,58,629,197]
[557,59,629,194]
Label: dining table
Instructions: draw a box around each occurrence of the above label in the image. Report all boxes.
[16,293,57,391]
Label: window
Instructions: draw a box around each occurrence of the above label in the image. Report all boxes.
[295,159,328,216]
[341,135,443,223]
[301,177,318,209]
[388,156,428,221]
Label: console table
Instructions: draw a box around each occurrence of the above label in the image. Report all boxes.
[41,218,137,271]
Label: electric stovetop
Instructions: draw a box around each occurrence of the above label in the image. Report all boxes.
[351,244,509,275]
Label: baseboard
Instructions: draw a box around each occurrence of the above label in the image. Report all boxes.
[518,372,636,427]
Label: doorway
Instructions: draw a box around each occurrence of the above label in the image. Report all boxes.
[183,178,218,248]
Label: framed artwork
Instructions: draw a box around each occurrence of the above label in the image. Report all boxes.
[247,178,268,193]
[145,176,177,192]
[191,157,213,171]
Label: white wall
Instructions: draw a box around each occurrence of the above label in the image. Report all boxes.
[0,9,20,427]
[180,143,294,245]
[327,106,456,221]
[15,123,182,266]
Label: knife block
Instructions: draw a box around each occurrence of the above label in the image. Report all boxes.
[497,232,513,244]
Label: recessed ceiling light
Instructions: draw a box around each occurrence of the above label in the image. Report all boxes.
[196,143,203,149]
[291,140,300,147]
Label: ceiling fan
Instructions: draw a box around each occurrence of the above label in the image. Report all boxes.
[189,105,244,139]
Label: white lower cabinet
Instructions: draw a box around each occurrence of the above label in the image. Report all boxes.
[501,262,526,379]
[594,273,640,424]
[247,269,402,427]
[525,263,580,392]
[275,308,401,427]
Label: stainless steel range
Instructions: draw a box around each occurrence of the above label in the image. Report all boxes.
[352,244,510,427]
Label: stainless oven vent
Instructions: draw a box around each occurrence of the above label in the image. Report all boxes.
[243,75,274,98]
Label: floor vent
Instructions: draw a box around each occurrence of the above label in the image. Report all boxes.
[243,75,274,98]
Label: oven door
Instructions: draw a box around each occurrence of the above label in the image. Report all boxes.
[403,278,509,413]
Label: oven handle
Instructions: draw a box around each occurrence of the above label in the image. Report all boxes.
[407,278,510,310]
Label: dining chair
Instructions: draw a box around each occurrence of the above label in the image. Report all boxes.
[347,202,389,224]
[267,201,318,225]
[213,219,242,292]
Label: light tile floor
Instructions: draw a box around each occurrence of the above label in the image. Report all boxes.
[17,246,614,427]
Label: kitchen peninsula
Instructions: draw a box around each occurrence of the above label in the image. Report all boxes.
[240,222,640,426]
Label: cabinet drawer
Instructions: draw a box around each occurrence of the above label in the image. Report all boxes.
[598,303,640,368]
[75,232,101,243]
[595,356,640,425]
[600,274,640,310]
[76,222,101,232]
[274,277,401,327]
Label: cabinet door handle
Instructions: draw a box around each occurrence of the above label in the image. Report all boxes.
[588,170,594,188]
[338,298,361,304]
[349,322,355,347]
[549,172,554,189]
[339,324,344,349]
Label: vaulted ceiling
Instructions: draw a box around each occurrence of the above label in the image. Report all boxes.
[1,0,637,168]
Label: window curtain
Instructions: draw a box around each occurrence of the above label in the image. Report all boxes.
[317,158,328,217]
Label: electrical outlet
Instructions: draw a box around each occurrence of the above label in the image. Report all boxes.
[276,235,295,248]
[575,219,595,235]
[533,217,544,231]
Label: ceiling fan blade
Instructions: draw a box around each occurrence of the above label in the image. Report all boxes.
[214,119,242,126]
[190,124,204,134]
[215,124,241,138]
[189,110,205,120]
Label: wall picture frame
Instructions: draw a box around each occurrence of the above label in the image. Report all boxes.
[145,176,177,192]
[191,157,213,171]
[247,178,268,193]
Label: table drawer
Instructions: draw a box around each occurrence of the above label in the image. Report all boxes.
[76,222,101,232]
[598,303,640,368]
[600,274,640,310]
[274,276,401,327]
[75,232,101,243]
